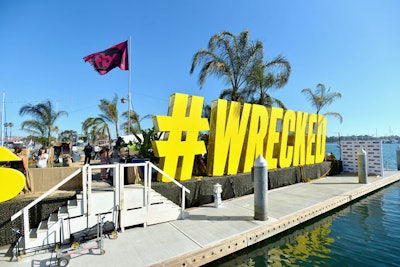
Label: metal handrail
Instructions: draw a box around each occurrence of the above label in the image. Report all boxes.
[11,168,82,221]
[117,161,190,229]
[10,167,83,251]
[10,160,191,249]
[10,162,190,222]
[149,162,190,193]
[147,162,190,214]
[86,163,119,215]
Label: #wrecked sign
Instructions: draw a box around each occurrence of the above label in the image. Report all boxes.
[152,93,326,182]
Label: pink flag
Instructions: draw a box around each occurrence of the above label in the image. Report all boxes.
[84,41,129,75]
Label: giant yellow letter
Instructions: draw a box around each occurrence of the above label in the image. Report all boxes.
[315,115,327,163]
[292,112,308,166]
[152,93,209,181]
[306,113,317,165]
[240,104,268,173]
[265,107,284,169]
[279,110,296,168]
[207,100,250,176]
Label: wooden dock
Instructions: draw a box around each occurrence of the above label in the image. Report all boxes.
[1,171,400,267]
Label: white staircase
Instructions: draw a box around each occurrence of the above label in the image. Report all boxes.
[121,185,183,228]
[11,162,190,253]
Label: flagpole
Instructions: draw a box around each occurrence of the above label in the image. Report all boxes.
[128,36,132,135]
[1,92,4,146]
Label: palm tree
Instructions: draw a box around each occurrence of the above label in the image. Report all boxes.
[121,110,152,135]
[4,122,14,139]
[243,56,291,108]
[82,94,124,148]
[19,100,68,147]
[82,117,112,148]
[98,95,120,137]
[59,130,78,143]
[301,83,343,123]
[190,30,263,102]
[9,122,13,139]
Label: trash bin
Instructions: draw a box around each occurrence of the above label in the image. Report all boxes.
[127,158,149,174]
[73,152,80,162]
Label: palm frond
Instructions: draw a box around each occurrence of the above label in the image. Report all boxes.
[190,30,264,102]
[324,112,343,123]
[302,84,342,122]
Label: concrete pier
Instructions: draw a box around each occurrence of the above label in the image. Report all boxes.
[1,171,400,267]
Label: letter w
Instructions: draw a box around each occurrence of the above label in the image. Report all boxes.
[207,100,250,176]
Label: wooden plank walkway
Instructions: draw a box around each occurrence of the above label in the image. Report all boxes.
[1,171,400,267]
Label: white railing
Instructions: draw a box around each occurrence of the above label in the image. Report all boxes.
[10,160,190,250]
[10,168,83,251]
[117,161,190,230]
[148,162,190,212]
[85,163,120,216]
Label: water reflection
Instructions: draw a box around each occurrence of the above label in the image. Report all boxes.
[212,211,342,267]
[210,182,400,267]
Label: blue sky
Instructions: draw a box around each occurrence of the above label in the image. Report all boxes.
[0,0,399,139]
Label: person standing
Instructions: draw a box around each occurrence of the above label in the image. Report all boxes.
[108,146,120,179]
[36,148,48,168]
[83,143,93,165]
[110,146,120,164]
[99,148,110,181]
[11,146,32,193]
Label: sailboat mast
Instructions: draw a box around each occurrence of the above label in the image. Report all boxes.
[1,92,5,146]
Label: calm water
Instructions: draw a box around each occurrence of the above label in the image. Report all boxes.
[210,143,400,267]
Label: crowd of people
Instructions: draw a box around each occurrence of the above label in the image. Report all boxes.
[84,138,138,181]
[6,138,140,193]
[98,146,122,181]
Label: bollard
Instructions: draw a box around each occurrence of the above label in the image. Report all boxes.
[213,183,222,208]
[253,155,268,220]
[397,146,400,170]
[357,148,368,184]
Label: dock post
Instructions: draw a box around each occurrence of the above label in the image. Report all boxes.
[396,146,400,170]
[357,149,368,184]
[253,155,268,220]
[213,183,222,208]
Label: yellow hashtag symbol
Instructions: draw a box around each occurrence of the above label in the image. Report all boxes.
[152,93,209,182]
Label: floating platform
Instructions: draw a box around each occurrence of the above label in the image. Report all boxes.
[1,171,400,267]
